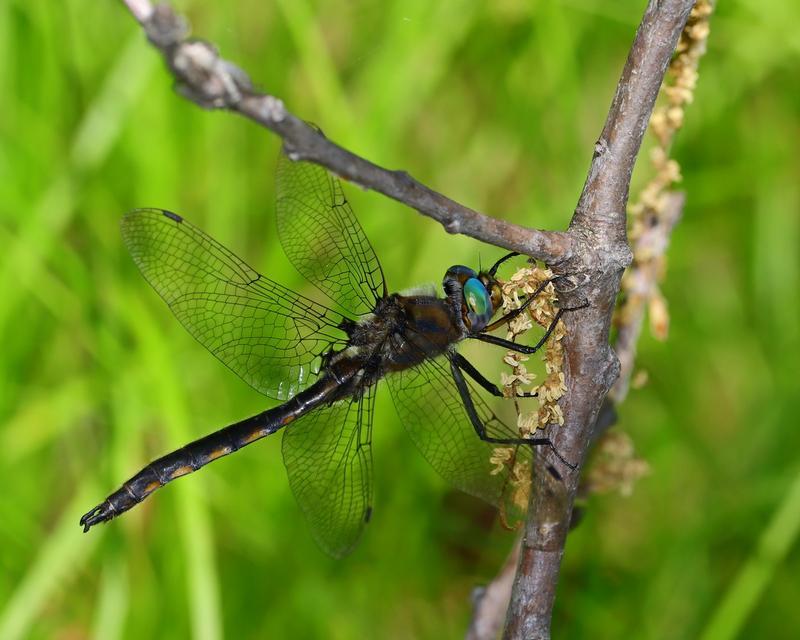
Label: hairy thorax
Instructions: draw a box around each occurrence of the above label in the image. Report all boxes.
[329,293,464,394]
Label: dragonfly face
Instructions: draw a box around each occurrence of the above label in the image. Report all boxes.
[443,265,503,334]
[80,140,567,558]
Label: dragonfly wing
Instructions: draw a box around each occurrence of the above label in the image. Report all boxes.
[386,354,537,524]
[121,208,349,400]
[276,145,386,316]
[281,386,375,558]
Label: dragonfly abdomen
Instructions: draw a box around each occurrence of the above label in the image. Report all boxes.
[80,375,341,532]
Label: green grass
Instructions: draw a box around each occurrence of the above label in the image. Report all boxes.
[1,0,799,638]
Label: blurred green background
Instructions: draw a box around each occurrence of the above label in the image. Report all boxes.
[1,0,798,638]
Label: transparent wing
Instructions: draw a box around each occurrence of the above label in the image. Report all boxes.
[275,147,386,316]
[386,353,536,523]
[282,387,375,558]
[121,208,349,400]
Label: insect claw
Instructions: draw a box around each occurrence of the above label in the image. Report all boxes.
[558,299,590,313]
[546,464,563,482]
[548,442,578,471]
[80,503,112,533]
[551,272,590,292]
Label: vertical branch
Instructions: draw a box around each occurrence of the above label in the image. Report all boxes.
[503,2,697,638]
[116,0,572,263]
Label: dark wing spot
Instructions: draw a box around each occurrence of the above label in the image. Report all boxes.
[364,506,373,523]
[162,210,183,223]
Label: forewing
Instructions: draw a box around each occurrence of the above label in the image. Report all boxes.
[386,354,534,522]
[121,208,348,400]
[281,387,375,558]
[275,149,386,315]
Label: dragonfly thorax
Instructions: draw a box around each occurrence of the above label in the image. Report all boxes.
[334,293,463,380]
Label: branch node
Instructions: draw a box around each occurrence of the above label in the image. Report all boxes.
[593,137,610,158]
[614,242,634,270]
[171,40,252,109]
[254,95,287,123]
[444,218,462,234]
[145,5,187,48]
[282,143,302,162]
[553,272,590,294]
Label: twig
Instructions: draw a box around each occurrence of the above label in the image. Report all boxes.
[118,0,571,264]
[466,538,522,640]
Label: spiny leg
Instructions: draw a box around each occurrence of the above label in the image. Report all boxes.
[482,275,562,333]
[487,251,519,276]
[448,356,576,470]
[472,301,589,355]
[451,352,536,398]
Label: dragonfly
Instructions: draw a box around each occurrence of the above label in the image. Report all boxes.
[80,146,575,557]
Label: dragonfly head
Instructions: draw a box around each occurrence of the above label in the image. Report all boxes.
[443,265,503,333]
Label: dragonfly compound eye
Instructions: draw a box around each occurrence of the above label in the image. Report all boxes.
[463,277,493,331]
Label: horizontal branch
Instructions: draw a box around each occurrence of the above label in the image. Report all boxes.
[119,0,572,263]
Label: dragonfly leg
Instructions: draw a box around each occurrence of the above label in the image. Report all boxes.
[482,276,560,333]
[448,356,576,470]
[472,300,589,355]
[451,352,536,398]
[487,251,519,276]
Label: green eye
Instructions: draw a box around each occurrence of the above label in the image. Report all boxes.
[464,278,490,315]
